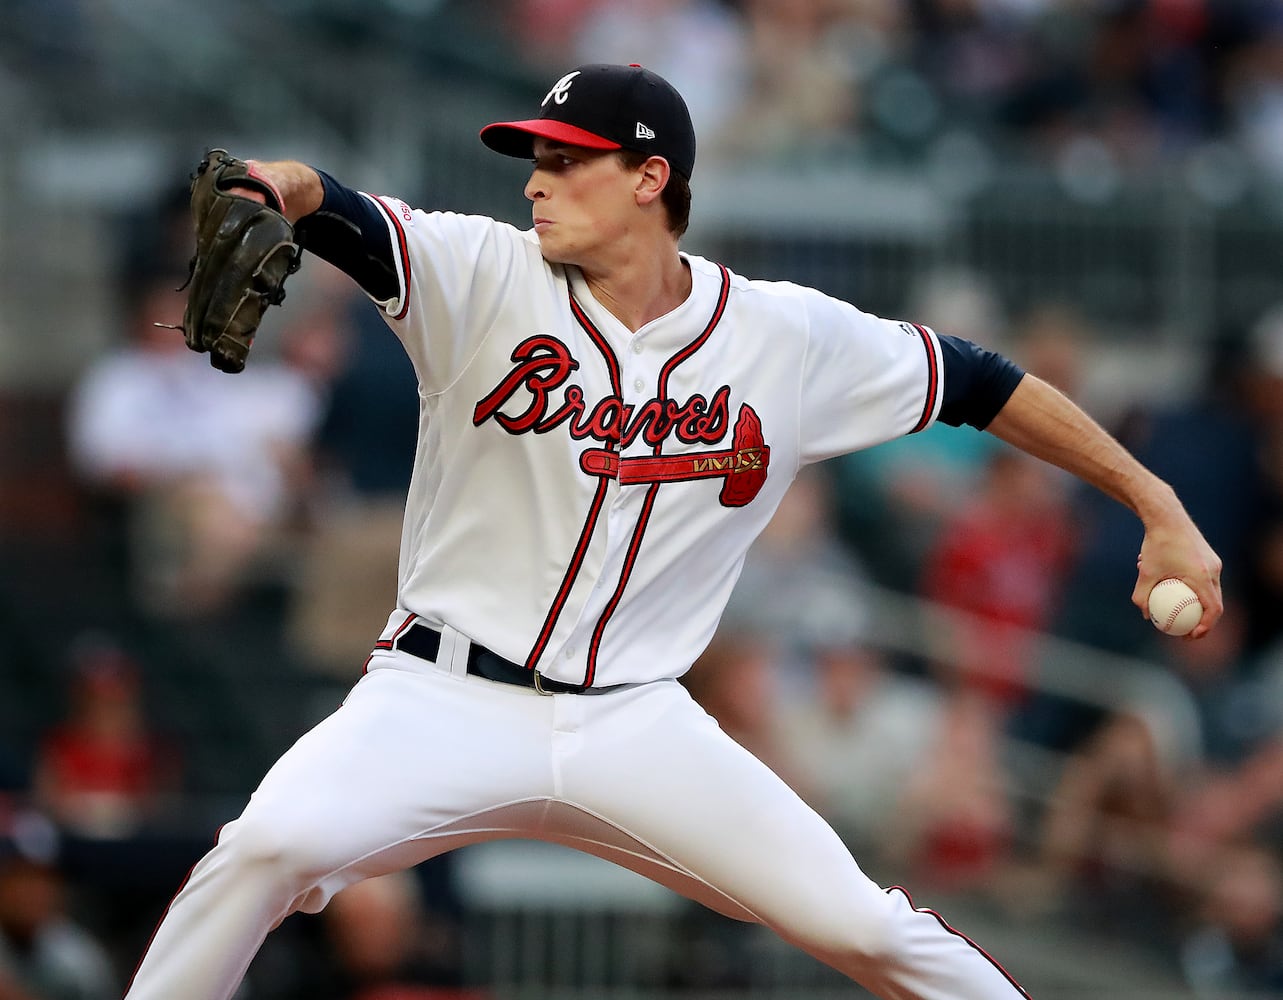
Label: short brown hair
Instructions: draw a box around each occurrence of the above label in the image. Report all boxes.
[618,150,691,239]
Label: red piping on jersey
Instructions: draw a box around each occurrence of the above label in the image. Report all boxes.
[374,612,418,650]
[886,886,1031,998]
[583,480,660,685]
[583,263,732,684]
[523,291,624,673]
[370,195,413,321]
[909,323,939,434]
[525,474,613,673]
[365,612,418,673]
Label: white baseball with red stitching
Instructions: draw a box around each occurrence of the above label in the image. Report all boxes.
[1148,578,1203,636]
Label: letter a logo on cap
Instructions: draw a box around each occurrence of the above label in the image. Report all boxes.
[542,71,580,107]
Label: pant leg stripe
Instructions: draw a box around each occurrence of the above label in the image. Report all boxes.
[886,885,1032,998]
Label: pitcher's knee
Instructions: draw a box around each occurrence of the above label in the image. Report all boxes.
[786,885,904,968]
[839,899,904,965]
[215,812,337,889]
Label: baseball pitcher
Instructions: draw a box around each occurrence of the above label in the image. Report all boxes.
[127,64,1222,1000]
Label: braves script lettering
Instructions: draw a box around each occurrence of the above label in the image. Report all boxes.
[473,335,730,448]
[474,335,771,507]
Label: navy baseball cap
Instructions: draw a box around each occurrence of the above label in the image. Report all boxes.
[481,64,696,180]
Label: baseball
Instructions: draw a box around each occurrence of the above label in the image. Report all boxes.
[1147,578,1203,636]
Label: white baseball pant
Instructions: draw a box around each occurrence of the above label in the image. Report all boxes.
[125,626,1029,1000]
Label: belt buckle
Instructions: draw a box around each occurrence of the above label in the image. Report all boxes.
[532,669,554,696]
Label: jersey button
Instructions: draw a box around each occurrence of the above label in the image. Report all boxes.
[633,378,645,391]
[631,342,642,354]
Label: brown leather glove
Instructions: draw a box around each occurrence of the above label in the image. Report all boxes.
[177,149,302,373]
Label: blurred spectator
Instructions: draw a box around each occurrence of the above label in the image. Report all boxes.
[65,276,323,619]
[1166,737,1283,905]
[913,0,1045,122]
[776,634,944,859]
[321,871,476,1000]
[881,688,1015,894]
[306,293,418,501]
[1237,301,1283,489]
[829,269,1009,590]
[570,0,750,160]
[1053,324,1270,659]
[1222,8,1283,181]
[713,0,875,160]
[1237,303,1283,652]
[548,0,908,170]
[504,0,608,70]
[1179,842,1283,995]
[1166,600,1277,773]
[288,293,421,677]
[729,467,1015,888]
[1030,710,1175,925]
[728,464,876,679]
[31,636,179,840]
[13,0,1283,991]
[919,447,1075,709]
[1007,300,1089,400]
[1028,600,1283,925]
[274,262,354,395]
[917,0,1215,171]
[909,267,1010,348]
[0,810,118,1000]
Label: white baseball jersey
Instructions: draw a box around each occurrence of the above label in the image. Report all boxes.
[125,181,1030,1000]
[362,199,943,687]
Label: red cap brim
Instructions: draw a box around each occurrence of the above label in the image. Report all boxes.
[480,119,622,159]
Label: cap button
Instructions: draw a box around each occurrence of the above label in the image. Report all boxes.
[629,63,641,68]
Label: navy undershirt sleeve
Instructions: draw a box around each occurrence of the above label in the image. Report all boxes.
[935,334,1026,430]
[293,169,399,302]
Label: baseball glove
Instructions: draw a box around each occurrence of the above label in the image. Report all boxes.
[176,149,302,373]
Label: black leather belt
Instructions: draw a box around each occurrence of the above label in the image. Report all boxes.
[396,622,592,694]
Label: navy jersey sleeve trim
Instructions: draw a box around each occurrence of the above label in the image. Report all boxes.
[293,168,399,302]
[936,334,1026,430]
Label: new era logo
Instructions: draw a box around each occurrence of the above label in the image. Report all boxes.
[635,122,656,140]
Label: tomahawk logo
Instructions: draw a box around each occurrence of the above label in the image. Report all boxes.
[578,406,771,508]
[542,72,580,107]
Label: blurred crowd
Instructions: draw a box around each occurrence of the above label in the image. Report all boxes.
[6,197,1283,999]
[4,1,1283,998]
[503,0,1283,182]
[7,0,1283,188]
[686,276,1283,994]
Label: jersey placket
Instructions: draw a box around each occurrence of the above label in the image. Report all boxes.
[538,266,732,686]
[530,291,655,683]
[575,331,661,680]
